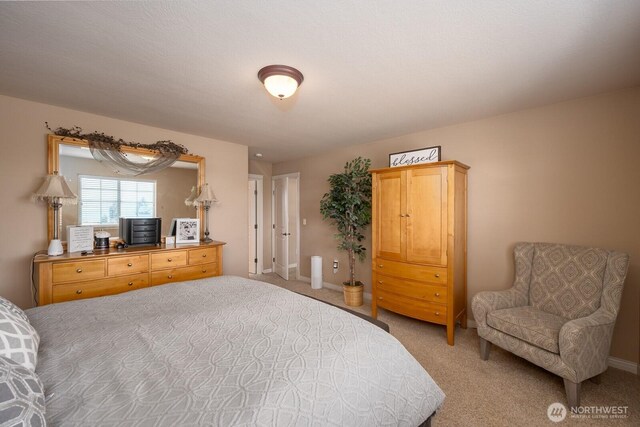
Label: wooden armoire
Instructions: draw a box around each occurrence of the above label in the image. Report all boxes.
[371,161,469,345]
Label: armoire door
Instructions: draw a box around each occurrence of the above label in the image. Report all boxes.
[405,167,448,266]
[374,170,405,261]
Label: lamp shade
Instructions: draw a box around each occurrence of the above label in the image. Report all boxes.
[194,183,218,206]
[185,186,198,207]
[32,173,77,204]
[258,65,304,99]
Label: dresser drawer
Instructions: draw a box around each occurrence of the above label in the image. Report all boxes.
[52,260,106,284]
[107,255,149,276]
[150,262,219,286]
[188,247,218,265]
[151,250,187,270]
[52,273,148,303]
[374,259,447,284]
[376,289,447,324]
[374,273,447,304]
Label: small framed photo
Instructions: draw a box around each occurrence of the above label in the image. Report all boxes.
[175,218,200,244]
[389,146,441,168]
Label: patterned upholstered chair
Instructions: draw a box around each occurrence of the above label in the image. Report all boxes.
[472,242,629,408]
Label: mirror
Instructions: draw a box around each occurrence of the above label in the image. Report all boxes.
[47,134,205,242]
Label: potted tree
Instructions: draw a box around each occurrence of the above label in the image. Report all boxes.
[320,157,372,306]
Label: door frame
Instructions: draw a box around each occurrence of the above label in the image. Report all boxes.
[249,174,264,274]
[272,172,300,280]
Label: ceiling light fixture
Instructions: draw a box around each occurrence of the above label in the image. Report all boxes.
[258,65,304,99]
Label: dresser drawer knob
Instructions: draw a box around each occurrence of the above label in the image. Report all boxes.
[378,264,383,268]
[435,312,440,316]
[434,273,440,278]
[378,280,383,284]
[435,292,441,297]
[202,269,207,273]
[128,282,134,286]
[168,275,173,279]
[167,258,172,262]
[378,296,383,300]
[76,289,82,294]
[202,254,207,258]
[127,262,133,267]
[76,268,82,273]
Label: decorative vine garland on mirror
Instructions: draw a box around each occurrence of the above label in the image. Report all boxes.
[45,122,189,176]
[45,122,189,155]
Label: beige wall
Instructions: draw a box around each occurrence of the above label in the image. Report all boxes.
[0,94,248,309]
[59,156,197,236]
[248,160,272,271]
[273,87,640,364]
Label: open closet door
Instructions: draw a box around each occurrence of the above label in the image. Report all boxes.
[248,179,257,274]
[273,176,289,280]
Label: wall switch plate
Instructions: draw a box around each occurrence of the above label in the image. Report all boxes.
[302,218,307,225]
[333,259,339,273]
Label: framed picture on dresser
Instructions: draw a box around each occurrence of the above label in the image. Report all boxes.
[175,218,200,243]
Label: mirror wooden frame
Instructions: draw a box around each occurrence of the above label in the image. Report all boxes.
[46,134,205,242]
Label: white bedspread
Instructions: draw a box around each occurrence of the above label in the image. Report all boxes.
[27,276,444,426]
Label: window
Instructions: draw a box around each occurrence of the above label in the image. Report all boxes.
[78,176,156,226]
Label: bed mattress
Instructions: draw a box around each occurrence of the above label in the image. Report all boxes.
[27,276,445,426]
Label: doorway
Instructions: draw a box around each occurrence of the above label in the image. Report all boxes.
[272,173,300,280]
[248,174,263,275]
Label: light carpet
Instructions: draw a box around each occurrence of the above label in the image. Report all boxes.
[252,273,639,427]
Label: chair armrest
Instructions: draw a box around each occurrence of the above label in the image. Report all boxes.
[559,309,616,382]
[471,289,528,329]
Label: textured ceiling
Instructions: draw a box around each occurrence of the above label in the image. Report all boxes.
[1,1,640,162]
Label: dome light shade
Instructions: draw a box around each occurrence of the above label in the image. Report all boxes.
[258,65,304,99]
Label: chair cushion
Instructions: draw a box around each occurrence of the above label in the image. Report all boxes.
[487,306,568,353]
[529,243,607,320]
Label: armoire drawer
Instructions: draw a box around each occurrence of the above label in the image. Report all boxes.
[52,260,106,284]
[374,258,447,284]
[188,247,217,265]
[374,273,447,304]
[376,289,447,325]
[52,273,148,303]
[107,255,149,276]
[150,262,219,286]
[151,250,187,270]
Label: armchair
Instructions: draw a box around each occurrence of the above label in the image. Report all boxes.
[472,242,629,408]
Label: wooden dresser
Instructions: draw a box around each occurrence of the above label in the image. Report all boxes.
[371,161,468,345]
[34,241,225,305]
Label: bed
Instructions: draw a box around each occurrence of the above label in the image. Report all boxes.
[25,276,444,426]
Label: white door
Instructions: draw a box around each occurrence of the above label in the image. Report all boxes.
[273,176,289,280]
[248,180,257,274]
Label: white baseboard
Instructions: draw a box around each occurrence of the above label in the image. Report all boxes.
[298,275,372,302]
[261,268,272,273]
[467,319,637,375]
[608,357,638,375]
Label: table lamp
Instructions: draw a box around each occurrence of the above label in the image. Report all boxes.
[193,183,218,242]
[32,172,77,255]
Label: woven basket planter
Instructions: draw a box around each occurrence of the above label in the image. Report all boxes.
[342,283,364,307]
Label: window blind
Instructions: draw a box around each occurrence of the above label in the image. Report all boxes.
[78,176,156,226]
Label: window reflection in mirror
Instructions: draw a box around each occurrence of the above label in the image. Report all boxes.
[58,145,198,237]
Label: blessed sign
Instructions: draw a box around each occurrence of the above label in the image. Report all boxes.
[389,146,441,168]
